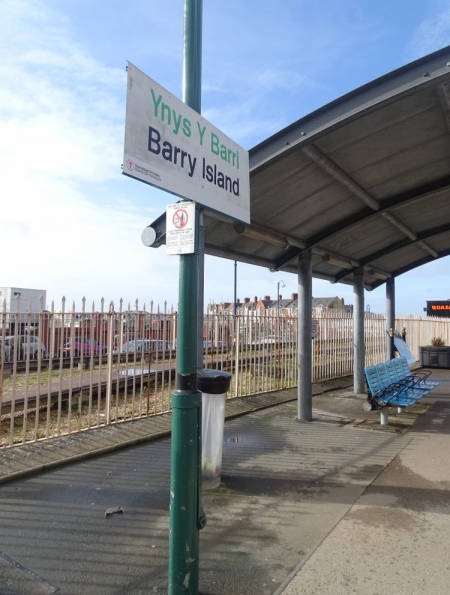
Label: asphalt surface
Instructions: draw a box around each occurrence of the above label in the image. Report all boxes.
[0,371,449,594]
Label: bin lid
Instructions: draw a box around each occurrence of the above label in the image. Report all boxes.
[197,368,232,394]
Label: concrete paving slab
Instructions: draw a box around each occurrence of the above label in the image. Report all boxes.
[0,371,448,594]
[0,553,58,595]
[279,371,450,595]
[0,409,411,595]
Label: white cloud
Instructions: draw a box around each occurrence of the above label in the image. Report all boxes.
[0,0,125,181]
[0,0,180,308]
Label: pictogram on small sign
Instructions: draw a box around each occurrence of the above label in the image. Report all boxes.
[173,209,188,229]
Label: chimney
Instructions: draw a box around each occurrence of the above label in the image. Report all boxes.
[264,296,270,301]
[236,298,240,304]
[278,294,282,301]
[291,293,298,300]
[254,296,258,303]
[341,297,344,304]
[244,297,250,303]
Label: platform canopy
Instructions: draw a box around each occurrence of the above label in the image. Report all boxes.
[202,46,450,291]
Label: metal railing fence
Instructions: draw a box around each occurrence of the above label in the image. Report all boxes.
[395,314,450,360]
[2,297,450,448]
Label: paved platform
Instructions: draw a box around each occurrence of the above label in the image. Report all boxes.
[0,377,353,485]
[0,371,449,594]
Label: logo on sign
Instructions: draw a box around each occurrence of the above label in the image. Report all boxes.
[173,209,188,229]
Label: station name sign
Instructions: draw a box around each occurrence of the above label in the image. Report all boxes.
[426,300,450,317]
[123,62,250,223]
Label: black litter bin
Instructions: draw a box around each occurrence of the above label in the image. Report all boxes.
[197,369,232,489]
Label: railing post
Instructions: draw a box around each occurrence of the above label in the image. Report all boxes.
[105,302,114,425]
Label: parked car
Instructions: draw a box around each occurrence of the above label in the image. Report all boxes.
[215,341,231,349]
[0,338,9,361]
[2,335,47,361]
[170,340,230,351]
[62,338,107,358]
[113,339,169,355]
[113,339,149,355]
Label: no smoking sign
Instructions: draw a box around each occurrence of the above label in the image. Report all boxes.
[166,202,195,255]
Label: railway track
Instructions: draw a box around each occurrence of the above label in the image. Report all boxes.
[0,349,294,416]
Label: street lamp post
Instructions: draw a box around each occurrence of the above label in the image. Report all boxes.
[277,280,285,317]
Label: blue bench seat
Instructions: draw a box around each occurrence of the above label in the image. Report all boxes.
[393,357,439,390]
[364,356,438,417]
[364,364,421,409]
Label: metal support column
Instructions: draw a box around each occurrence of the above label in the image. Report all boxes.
[169,1,204,594]
[386,277,395,360]
[353,268,365,395]
[298,250,312,421]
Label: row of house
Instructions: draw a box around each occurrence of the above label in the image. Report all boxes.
[1,287,350,356]
[207,295,350,317]
[0,286,349,319]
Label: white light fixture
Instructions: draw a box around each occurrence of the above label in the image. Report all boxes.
[321,253,354,269]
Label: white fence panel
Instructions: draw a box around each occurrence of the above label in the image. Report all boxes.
[395,315,450,360]
[3,297,448,448]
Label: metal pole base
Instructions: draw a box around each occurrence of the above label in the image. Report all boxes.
[169,389,203,595]
[380,408,389,425]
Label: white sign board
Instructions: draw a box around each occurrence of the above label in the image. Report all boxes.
[311,319,318,339]
[166,202,196,255]
[123,63,250,224]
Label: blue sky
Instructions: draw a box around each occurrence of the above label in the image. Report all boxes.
[1,0,450,313]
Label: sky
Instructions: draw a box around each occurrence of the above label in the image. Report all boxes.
[1,0,450,314]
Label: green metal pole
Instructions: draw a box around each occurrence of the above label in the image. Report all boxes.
[168,1,204,594]
[182,0,202,111]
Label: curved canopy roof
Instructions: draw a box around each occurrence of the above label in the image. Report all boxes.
[203,46,450,291]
